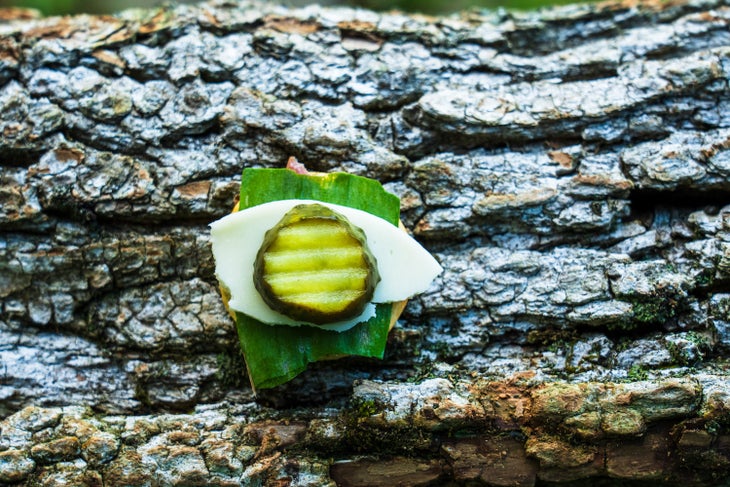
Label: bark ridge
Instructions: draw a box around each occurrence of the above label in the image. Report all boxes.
[1,0,730,484]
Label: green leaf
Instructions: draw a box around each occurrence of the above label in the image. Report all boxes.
[234,168,400,390]
[240,168,400,225]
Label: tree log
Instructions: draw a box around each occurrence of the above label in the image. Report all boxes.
[1,0,730,484]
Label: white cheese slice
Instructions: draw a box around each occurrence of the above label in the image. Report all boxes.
[210,199,442,332]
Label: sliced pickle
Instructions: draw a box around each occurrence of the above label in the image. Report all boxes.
[253,203,380,324]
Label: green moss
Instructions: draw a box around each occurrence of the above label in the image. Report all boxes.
[665,340,685,366]
[632,299,666,323]
[666,332,710,367]
[627,364,649,381]
[615,291,689,330]
[685,331,705,346]
[694,269,715,288]
[353,398,381,418]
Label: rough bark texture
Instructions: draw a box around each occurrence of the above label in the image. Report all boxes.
[1,0,730,485]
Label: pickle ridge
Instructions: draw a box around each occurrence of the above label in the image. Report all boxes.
[253,204,380,325]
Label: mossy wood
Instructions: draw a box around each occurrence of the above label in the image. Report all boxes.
[1,0,730,485]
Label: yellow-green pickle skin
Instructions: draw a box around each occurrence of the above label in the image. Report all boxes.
[253,203,381,325]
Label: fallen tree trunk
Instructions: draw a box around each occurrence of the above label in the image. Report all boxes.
[1,0,730,484]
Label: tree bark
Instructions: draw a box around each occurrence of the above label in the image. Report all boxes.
[1,0,730,484]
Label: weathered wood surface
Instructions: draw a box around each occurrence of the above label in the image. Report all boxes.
[1,0,730,484]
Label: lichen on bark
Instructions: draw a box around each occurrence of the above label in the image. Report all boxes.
[1,0,730,485]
